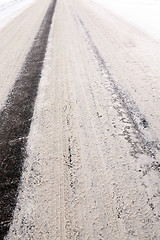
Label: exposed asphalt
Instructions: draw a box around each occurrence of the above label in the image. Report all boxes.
[0,0,57,238]
[0,0,160,239]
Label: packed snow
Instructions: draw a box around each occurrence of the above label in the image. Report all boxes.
[0,0,35,28]
[94,0,160,39]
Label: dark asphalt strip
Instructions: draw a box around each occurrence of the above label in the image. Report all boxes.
[0,0,57,238]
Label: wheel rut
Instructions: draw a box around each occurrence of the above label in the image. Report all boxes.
[0,0,57,238]
[75,12,160,161]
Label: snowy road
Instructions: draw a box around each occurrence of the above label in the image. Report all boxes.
[0,0,160,239]
[94,0,160,40]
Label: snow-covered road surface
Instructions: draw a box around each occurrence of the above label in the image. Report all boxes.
[0,0,160,239]
[94,0,160,40]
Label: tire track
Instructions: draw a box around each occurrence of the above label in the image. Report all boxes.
[0,0,57,238]
[65,4,160,238]
[74,12,160,161]
[0,0,52,112]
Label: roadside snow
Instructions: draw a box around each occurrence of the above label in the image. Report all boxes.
[94,0,160,39]
[0,0,35,29]
[0,0,19,9]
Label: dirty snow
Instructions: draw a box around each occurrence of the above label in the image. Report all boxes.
[94,0,160,39]
[4,0,160,238]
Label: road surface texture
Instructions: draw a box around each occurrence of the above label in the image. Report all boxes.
[0,0,160,239]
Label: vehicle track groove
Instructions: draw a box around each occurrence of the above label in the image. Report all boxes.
[0,0,57,237]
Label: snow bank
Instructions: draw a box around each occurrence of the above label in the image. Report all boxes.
[0,0,35,28]
[0,0,31,10]
[94,0,160,39]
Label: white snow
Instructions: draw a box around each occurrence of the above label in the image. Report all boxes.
[0,0,19,9]
[94,0,160,39]
[0,0,35,29]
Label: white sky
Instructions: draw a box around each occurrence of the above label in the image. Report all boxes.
[94,0,160,39]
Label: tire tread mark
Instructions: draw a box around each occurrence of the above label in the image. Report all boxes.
[0,0,57,238]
